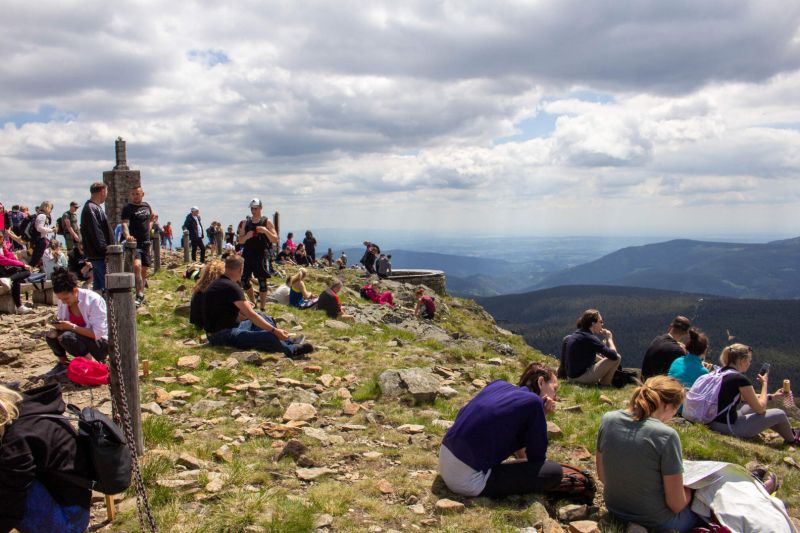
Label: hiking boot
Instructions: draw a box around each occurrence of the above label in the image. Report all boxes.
[289,334,305,345]
[15,304,34,315]
[289,343,315,359]
[41,362,69,382]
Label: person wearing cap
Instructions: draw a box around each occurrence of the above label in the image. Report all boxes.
[641,316,692,379]
[182,207,205,263]
[60,202,81,252]
[237,198,278,311]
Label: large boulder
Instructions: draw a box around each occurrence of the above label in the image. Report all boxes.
[379,368,441,404]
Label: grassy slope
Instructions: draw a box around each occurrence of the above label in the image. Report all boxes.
[112,265,800,532]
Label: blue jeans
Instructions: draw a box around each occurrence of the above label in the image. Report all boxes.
[659,506,700,532]
[208,314,300,357]
[90,259,106,291]
[18,479,90,533]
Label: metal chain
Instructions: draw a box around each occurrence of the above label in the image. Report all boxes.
[107,294,158,532]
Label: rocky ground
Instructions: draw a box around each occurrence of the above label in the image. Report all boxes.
[3,251,800,533]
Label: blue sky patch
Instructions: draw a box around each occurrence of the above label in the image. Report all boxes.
[187,49,230,67]
[495,112,558,144]
[0,104,77,127]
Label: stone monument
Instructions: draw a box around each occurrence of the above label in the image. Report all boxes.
[103,137,141,230]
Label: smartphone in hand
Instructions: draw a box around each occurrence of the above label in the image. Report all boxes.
[758,363,771,376]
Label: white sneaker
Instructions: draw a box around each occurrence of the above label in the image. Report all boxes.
[16,305,34,315]
[0,278,11,291]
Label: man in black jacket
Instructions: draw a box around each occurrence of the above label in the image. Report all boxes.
[182,207,205,263]
[0,383,92,533]
[641,315,692,379]
[79,182,111,292]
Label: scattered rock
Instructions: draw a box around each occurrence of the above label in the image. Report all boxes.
[190,399,226,415]
[176,453,204,470]
[283,402,317,422]
[625,524,649,533]
[558,504,588,521]
[599,394,613,405]
[231,351,265,366]
[205,477,224,493]
[432,419,453,429]
[487,357,503,365]
[275,439,307,462]
[336,387,352,400]
[376,479,394,494]
[324,320,350,330]
[177,373,201,385]
[561,405,583,413]
[409,503,425,514]
[213,444,233,463]
[546,421,563,438]
[303,365,323,374]
[783,456,800,469]
[437,386,458,399]
[342,400,360,416]
[318,374,336,387]
[314,514,334,528]
[378,368,441,404]
[569,520,601,533]
[296,467,336,481]
[471,379,487,388]
[177,355,201,370]
[362,451,383,460]
[141,402,163,415]
[397,424,425,434]
[435,498,465,514]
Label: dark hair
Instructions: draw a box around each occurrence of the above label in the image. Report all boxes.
[90,182,107,193]
[576,309,601,330]
[52,268,78,294]
[628,376,685,421]
[518,362,557,395]
[670,315,691,332]
[305,230,312,237]
[287,232,293,238]
[225,255,244,271]
[684,328,708,356]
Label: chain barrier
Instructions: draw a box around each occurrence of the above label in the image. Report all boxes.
[107,293,158,532]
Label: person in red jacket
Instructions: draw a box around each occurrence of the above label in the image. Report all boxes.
[0,239,34,314]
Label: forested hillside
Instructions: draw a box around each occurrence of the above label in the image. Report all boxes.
[533,237,800,299]
[479,285,800,384]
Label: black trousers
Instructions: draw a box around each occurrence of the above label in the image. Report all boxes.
[479,459,563,497]
[29,237,48,268]
[190,237,205,262]
[46,331,109,363]
[9,270,31,307]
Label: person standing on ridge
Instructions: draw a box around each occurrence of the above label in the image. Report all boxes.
[641,316,691,379]
[80,182,111,292]
[182,207,205,263]
[238,198,278,311]
[120,185,156,306]
[303,230,317,265]
[60,201,81,252]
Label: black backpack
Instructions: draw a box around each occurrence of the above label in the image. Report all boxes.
[18,214,37,242]
[40,405,132,494]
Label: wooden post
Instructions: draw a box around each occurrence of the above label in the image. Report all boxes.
[104,494,117,521]
[106,244,123,275]
[123,241,137,273]
[273,211,280,260]
[142,359,150,378]
[182,230,190,263]
[152,235,161,273]
[106,272,144,455]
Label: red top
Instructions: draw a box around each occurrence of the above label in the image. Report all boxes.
[69,309,87,328]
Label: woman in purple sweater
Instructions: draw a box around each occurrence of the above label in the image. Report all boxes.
[439,362,563,497]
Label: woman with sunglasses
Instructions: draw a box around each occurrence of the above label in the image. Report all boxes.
[708,343,799,444]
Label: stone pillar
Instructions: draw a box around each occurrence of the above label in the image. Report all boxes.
[124,241,137,273]
[103,138,141,230]
[152,235,161,273]
[273,211,280,259]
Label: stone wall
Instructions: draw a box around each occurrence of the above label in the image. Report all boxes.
[103,138,141,229]
[388,269,447,295]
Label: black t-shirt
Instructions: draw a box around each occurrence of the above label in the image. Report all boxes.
[641,334,685,379]
[202,276,245,333]
[303,237,317,255]
[225,231,236,245]
[120,202,153,244]
[713,367,751,424]
[242,217,271,258]
[190,291,205,329]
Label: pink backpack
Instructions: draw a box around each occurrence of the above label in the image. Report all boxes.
[67,357,110,386]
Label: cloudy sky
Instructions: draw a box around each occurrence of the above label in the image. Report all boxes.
[2,1,800,240]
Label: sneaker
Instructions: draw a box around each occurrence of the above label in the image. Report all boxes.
[41,362,69,381]
[289,343,315,359]
[0,278,11,291]
[135,293,145,306]
[15,304,34,315]
[289,334,305,345]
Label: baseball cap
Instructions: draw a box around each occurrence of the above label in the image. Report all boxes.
[249,198,262,208]
[70,201,79,207]
[190,206,199,212]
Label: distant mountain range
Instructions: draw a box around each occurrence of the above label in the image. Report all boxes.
[531,237,800,299]
[478,284,800,384]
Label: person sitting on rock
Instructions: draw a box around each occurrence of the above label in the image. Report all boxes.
[288,268,318,309]
[641,316,691,379]
[360,284,394,307]
[335,252,347,269]
[439,362,563,497]
[189,259,225,330]
[563,309,621,387]
[0,383,92,533]
[668,328,710,388]
[43,269,108,380]
[42,239,68,279]
[317,280,354,321]
[294,243,311,266]
[67,242,92,287]
[375,254,392,279]
[596,376,700,532]
[276,244,295,265]
[0,238,34,314]
[414,287,435,319]
[202,255,314,358]
[320,248,334,266]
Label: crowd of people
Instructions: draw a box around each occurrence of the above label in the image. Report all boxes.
[4,188,800,532]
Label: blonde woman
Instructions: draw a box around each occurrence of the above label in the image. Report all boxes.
[29,201,55,268]
[288,268,318,309]
[190,260,225,329]
[708,343,798,444]
[0,383,92,532]
[596,376,699,532]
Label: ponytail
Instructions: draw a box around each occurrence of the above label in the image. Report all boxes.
[628,376,685,421]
